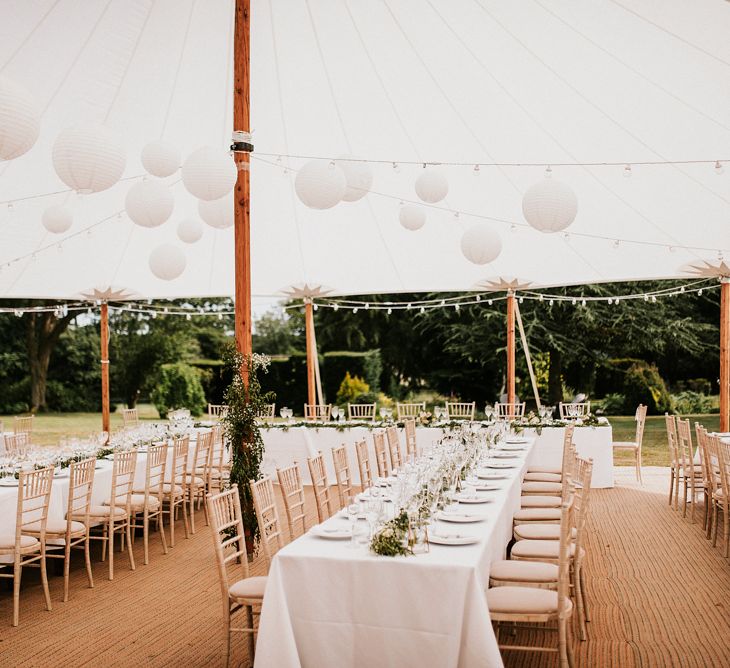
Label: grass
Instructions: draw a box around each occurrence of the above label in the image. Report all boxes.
[1,406,716,467]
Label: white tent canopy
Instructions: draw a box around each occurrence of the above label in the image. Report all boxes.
[1,0,730,299]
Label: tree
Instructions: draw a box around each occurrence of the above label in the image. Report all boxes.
[252,308,303,355]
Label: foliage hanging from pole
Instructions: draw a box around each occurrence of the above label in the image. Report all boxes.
[222,344,274,549]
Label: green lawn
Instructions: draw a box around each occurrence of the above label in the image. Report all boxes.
[1,407,716,467]
[608,413,719,466]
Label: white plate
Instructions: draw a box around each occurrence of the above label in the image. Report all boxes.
[0,478,19,487]
[437,512,486,523]
[492,452,520,459]
[456,494,493,504]
[477,471,510,480]
[484,462,518,469]
[428,532,479,546]
[311,526,352,540]
[505,437,529,444]
[474,483,502,491]
[498,444,527,451]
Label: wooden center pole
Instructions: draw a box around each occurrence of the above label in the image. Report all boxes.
[100,302,110,437]
[233,0,252,380]
[305,300,316,411]
[506,291,516,417]
[721,279,730,431]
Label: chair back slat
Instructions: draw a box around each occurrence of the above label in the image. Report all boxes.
[445,402,475,420]
[676,417,695,475]
[372,431,390,478]
[714,436,730,504]
[396,402,425,419]
[559,402,591,419]
[354,439,373,490]
[347,403,376,420]
[250,476,284,565]
[385,426,402,470]
[494,402,526,419]
[634,404,648,445]
[304,404,332,421]
[277,463,307,540]
[665,414,679,469]
[331,445,354,508]
[307,452,332,523]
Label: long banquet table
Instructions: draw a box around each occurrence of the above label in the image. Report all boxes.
[254,435,536,668]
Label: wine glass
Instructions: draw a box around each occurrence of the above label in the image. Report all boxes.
[332,406,341,421]
[279,407,287,419]
[379,407,387,419]
[346,495,360,548]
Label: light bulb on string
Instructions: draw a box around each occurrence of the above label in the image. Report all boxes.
[571,298,577,305]
[549,299,554,306]
[680,286,685,293]
[476,295,481,302]
[608,298,613,305]
[698,289,703,296]
[623,164,632,178]
[510,224,517,233]
[716,160,724,175]
[392,162,400,173]
[519,296,524,304]
[365,303,369,310]
[387,307,392,315]
[333,304,339,312]
[651,295,657,303]
[313,304,318,311]
[613,240,620,250]
[454,304,460,311]
[406,303,412,310]
[473,164,480,176]
[420,306,426,314]
[643,294,649,302]
[488,299,493,306]
[581,299,587,307]
[186,313,192,321]
[668,246,675,253]
[353,307,358,314]
[544,165,552,178]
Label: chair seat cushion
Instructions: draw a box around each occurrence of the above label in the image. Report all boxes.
[489,560,559,584]
[514,524,577,541]
[523,472,562,483]
[183,474,206,486]
[135,484,183,496]
[513,508,561,522]
[527,465,561,475]
[520,495,562,509]
[228,576,267,601]
[613,441,638,450]
[487,585,571,615]
[522,481,563,495]
[104,494,160,512]
[24,519,85,536]
[511,539,584,561]
[0,534,38,550]
[75,505,127,518]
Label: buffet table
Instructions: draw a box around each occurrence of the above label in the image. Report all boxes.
[254,436,536,668]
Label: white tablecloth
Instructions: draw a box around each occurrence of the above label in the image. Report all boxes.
[254,438,536,668]
[522,425,614,488]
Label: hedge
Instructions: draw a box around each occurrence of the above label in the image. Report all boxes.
[321,350,382,400]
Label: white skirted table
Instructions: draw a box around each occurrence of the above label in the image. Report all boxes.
[254,437,536,668]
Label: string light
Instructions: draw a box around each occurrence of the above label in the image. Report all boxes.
[473,164,480,175]
[623,164,632,178]
[716,160,724,175]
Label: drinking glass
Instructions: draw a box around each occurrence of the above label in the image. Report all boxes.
[346,495,361,547]
[332,406,341,420]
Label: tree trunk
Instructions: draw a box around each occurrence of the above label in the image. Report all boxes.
[548,348,563,406]
[25,309,76,413]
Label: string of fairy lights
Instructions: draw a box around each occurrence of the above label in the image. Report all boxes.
[0,277,719,318]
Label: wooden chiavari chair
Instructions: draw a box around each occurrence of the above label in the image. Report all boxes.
[519,426,575,512]
[494,402,526,419]
[304,404,332,421]
[347,403,376,421]
[121,407,139,428]
[486,497,575,667]
[307,452,333,523]
[163,436,190,546]
[13,415,33,442]
[354,439,373,491]
[208,424,229,493]
[256,403,275,420]
[695,425,716,535]
[396,402,425,420]
[250,476,285,566]
[276,463,307,541]
[559,402,591,419]
[3,433,30,456]
[385,426,403,470]
[712,435,730,557]
[612,404,647,483]
[130,442,168,565]
[208,403,229,420]
[0,467,54,626]
[187,430,213,533]
[404,418,417,458]
[97,449,137,580]
[331,445,354,509]
[372,431,390,478]
[665,413,680,508]
[445,401,475,420]
[207,487,266,667]
[38,458,95,602]
[676,417,702,521]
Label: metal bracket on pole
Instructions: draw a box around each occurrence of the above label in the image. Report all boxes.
[514,300,542,410]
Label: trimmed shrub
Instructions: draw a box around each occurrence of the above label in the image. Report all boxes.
[623,362,671,415]
[321,350,382,400]
[335,372,370,405]
[151,362,206,418]
[671,391,713,415]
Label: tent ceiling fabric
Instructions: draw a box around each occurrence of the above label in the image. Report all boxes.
[1,0,730,299]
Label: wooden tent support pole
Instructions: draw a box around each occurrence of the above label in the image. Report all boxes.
[100,302,110,438]
[233,0,252,382]
[506,291,516,416]
[721,278,730,432]
[311,318,324,405]
[515,300,541,410]
[305,300,316,409]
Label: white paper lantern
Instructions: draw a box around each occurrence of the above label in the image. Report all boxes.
[41,205,73,234]
[415,167,448,203]
[294,160,346,209]
[52,124,126,193]
[399,204,426,231]
[461,224,502,265]
[125,180,174,228]
[336,155,373,202]
[198,196,233,229]
[522,177,578,233]
[0,76,40,160]
[177,218,203,243]
[141,140,180,177]
[149,244,186,280]
[181,146,237,201]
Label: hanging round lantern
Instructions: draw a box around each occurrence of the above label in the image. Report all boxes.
[198,196,233,229]
[125,180,174,228]
[181,146,237,201]
[294,160,346,209]
[336,155,373,202]
[149,244,186,280]
[141,140,180,178]
[522,177,578,233]
[52,124,126,193]
[460,224,502,265]
[41,205,73,234]
[399,204,426,231]
[0,76,41,160]
[177,217,203,243]
[415,167,448,203]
